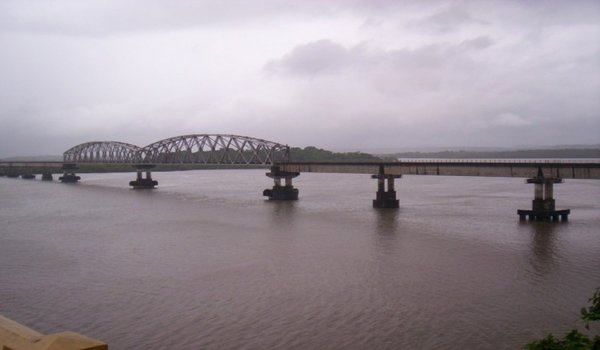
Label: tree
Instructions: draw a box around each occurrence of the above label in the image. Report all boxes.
[523,287,600,350]
[581,288,600,330]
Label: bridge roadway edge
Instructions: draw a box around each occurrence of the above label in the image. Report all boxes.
[276,161,600,179]
[2,160,600,220]
[275,161,600,220]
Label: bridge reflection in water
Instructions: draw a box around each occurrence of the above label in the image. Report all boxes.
[1,134,599,221]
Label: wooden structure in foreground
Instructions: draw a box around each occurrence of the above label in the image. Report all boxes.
[0,315,106,350]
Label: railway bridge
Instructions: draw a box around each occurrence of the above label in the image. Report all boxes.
[1,133,599,221]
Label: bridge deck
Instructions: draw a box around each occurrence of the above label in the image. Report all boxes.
[277,161,600,179]
[0,161,64,168]
[3,160,600,179]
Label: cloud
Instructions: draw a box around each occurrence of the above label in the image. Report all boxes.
[265,40,352,76]
[413,6,487,33]
[266,35,495,89]
[458,36,493,50]
[0,0,599,157]
[262,30,598,148]
[491,113,533,127]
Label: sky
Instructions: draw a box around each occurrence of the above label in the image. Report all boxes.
[1,0,599,157]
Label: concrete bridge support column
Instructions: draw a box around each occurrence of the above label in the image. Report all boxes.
[20,169,35,180]
[372,166,402,208]
[518,168,570,222]
[5,166,19,178]
[59,163,81,183]
[263,166,299,200]
[41,171,53,181]
[129,164,158,189]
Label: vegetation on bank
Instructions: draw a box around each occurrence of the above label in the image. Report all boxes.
[288,146,384,162]
[385,148,600,159]
[524,287,600,349]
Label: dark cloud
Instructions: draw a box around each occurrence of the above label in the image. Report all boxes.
[264,30,599,148]
[265,40,352,76]
[266,36,495,85]
[414,6,487,33]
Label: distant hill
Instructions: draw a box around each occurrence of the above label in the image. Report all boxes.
[0,155,62,162]
[382,148,600,159]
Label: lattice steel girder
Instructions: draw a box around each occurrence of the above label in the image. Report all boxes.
[64,134,290,165]
[63,141,141,163]
[138,134,289,165]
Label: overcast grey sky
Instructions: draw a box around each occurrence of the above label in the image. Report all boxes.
[1,0,599,157]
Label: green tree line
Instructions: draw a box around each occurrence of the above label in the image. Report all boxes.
[524,287,600,349]
[289,146,383,162]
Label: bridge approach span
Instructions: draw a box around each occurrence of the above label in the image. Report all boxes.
[265,160,600,216]
[277,161,600,179]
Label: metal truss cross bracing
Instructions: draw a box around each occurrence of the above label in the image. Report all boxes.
[63,134,290,165]
[63,141,141,163]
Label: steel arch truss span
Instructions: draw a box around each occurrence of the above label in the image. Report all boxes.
[63,135,290,165]
[139,134,289,165]
[63,141,141,163]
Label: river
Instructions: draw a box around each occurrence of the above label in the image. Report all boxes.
[1,169,599,349]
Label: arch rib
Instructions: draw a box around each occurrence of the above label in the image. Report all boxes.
[138,134,289,165]
[62,134,290,165]
[63,141,141,163]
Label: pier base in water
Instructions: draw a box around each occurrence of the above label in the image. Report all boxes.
[518,168,570,222]
[59,164,81,183]
[517,208,570,222]
[129,164,158,189]
[263,166,299,200]
[372,166,401,209]
[263,186,299,200]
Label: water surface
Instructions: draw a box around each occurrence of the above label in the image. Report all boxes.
[1,170,599,349]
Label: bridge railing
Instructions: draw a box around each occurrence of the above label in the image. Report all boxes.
[394,159,600,164]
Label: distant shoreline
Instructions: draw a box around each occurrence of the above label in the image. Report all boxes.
[378,148,600,159]
[2,147,600,164]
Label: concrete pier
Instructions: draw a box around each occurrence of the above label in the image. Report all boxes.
[6,167,19,178]
[518,168,570,222]
[372,165,402,208]
[263,166,299,200]
[59,164,81,183]
[129,164,158,189]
